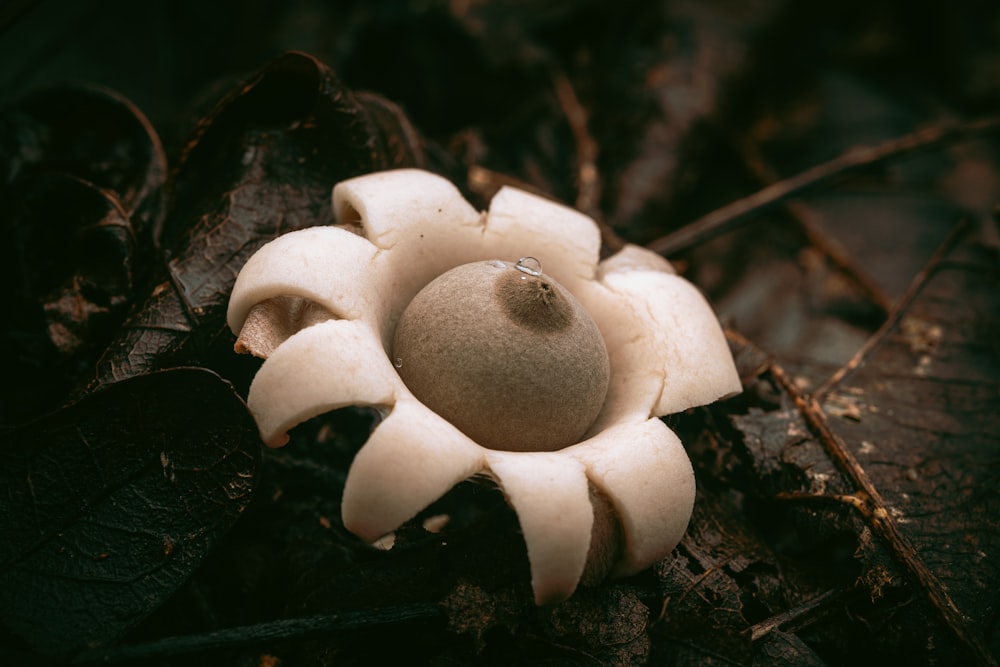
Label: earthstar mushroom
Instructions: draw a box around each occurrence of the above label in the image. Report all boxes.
[227,169,741,604]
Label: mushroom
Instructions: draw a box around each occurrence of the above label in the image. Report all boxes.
[227,169,741,604]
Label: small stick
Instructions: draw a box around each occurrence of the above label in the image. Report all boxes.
[812,217,970,401]
[646,116,1000,256]
[750,588,852,642]
[548,65,625,252]
[737,137,894,314]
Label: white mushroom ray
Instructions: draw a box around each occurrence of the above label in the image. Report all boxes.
[246,319,400,446]
[340,396,596,605]
[577,246,742,431]
[484,450,594,605]
[227,226,387,333]
[482,187,601,291]
[332,171,604,339]
[333,170,486,335]
[341,397,486,542]
[569,418,695,577]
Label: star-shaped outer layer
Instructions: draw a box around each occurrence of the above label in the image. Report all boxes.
[227,169,742,604]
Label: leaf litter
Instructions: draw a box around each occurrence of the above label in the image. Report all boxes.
[0,1,999,665]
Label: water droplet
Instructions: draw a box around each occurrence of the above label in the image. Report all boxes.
[394,357,403,368]
[515,256,542,276]
[490,260,507,269]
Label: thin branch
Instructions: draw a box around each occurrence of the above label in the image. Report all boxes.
[646,115,1000,256]
[750,588,852,642]
[775,490,872,515]
[813,217,971,401]
[71,603,443,664]
[769,362,998,667]
[550,69,600,218]
[548,65,625,252]
[737,137,894,314]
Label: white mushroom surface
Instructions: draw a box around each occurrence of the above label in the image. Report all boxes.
[227,169,741,604]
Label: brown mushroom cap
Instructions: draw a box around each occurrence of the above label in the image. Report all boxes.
[392,260,610,452]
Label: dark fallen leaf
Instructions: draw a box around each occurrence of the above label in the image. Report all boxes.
[1,173,136,424]
[0,83,166,247]
[729,222,1000,664]
[748,68,1000,303]
[89,51,427,391]
[715,242,880,388]
[0,368,260,657]
[819,222,1000,661]
[0,85,167,424]
[684,90,998,389]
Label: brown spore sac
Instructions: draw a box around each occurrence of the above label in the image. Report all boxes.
[392,260,609,452]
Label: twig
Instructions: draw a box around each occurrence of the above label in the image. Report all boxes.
[737,137,894,314]
[812,217,971,401]
[71,603,443,664]
[548,65,625,252]
[775,490,872,515]
[646,115,1000,256]
[750,588,852,642]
